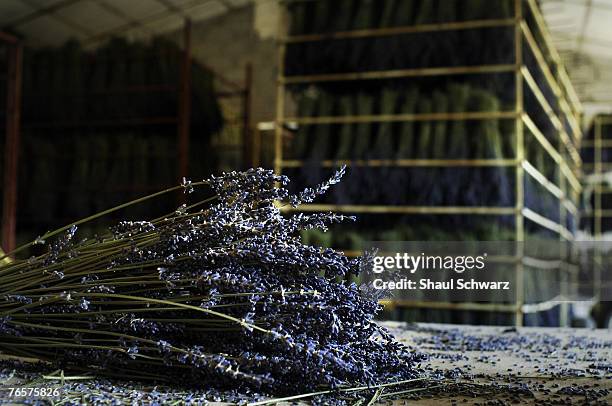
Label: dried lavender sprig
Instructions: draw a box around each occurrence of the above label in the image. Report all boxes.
[0,167,424,397]
[289,165,346,207]
[0,181,209,262]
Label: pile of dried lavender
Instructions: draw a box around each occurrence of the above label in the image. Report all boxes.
[0,167,423,399]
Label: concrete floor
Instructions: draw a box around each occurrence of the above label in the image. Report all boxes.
[1,322,610,405]
[387,322,612,404]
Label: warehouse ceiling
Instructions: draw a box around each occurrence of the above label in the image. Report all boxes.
[542,0,612,108]
[0,0,253,47]
[1,0,611,111]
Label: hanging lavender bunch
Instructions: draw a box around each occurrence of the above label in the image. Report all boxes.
[0,167,423,396]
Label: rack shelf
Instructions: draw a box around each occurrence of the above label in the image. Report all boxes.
[283,18,517,43]
[582,115,612,235]
[281,159,519,168]
[276,0,583,326]
[282,64,517,84]
[283,204,518,215]
[282,111,519,124]
[0,21,254,256]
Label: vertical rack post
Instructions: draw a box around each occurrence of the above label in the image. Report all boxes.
[514,0,525,327]
[178,18,192,190]
[558,61,569,327]
[559,141,568,326]
[560,173,569,326]
[242,63,253,169]
[2,39,22,255]
[274,6,287,176]
[595,117,602,238]
[594,117,602,306]
[253,124,262,168]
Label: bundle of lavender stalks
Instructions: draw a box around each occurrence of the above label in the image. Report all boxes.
[0,167,424,403]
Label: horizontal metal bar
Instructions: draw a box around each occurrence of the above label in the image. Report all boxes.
[23,117,178,129]
[282,111,519,125]
[521,295,569,314]
[581,209,612,217]
[562,199,578,218]
[282,64,517,84]
[521,66,580,166]
[215,90,247,98]
[520,21,581,141]
[582,162,612,169]
[522,160,578,216]
[581,139,612,147]
[522,160,562,199]
[340,250,362,258]
[281,159,518,168]
[379,299,519,313]
[590,186,612,194]
[597,116,612,125]
[282,204,518,215]
[521,114,560,169]
[521,22,581,136]
[522,113,581,193]
[0,31,19,44]
[257,121,276,131]
[522,207,573,241]
[24,84,178,97]
[522,256,561,270]
[525,0,582,114]
[284,18,516,43]
[384,299,578,316]
[523,257,580,272]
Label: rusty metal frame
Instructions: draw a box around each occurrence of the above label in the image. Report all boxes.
[242,63,253,168]
[178,18,192,191]
[209,61,255,170]
[1,32,22,255]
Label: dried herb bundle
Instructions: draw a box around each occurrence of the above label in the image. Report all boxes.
[0,168,422,397]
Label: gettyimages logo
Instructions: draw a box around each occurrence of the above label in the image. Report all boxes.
[372,252,488,274]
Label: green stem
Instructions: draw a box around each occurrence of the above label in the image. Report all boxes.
[248,378,426,406]
[0,181,209,261]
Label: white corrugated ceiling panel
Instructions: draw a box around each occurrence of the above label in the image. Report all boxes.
[184,1,228,21]
[542,0,612,107]
[139,14,185,34]
[54,0,123,36]
[102,0,167,20]
[18,14,85,45]
[19,0,69,7]
[0,0,34,26]
[1,0,256,47]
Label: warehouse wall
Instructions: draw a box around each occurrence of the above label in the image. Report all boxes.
[167,3,278,126]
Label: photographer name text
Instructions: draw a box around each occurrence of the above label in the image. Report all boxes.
[373,278,510,290]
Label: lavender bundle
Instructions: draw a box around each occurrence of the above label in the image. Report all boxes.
[0,168,422,397]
